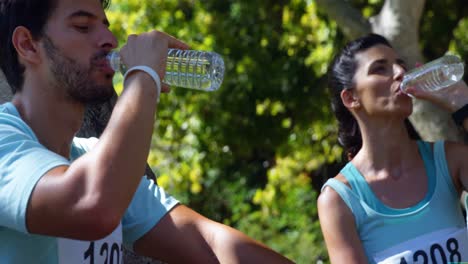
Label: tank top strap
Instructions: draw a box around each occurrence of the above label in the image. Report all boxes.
[416,140,438,203]
[340,162,379,209]
[321,178,365,228]
[416,140,434,166]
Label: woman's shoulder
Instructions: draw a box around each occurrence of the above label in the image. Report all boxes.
[443,140,468,167]
[318,173,357,229]
[444,139,468,153]
[319,173,353,209]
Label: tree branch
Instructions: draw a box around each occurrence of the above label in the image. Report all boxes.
[315,0,371,40]
[370,0,426,66]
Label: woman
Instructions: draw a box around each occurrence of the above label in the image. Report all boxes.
[318,33,468,263]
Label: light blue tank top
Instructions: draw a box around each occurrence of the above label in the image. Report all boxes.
[322,141,467,263]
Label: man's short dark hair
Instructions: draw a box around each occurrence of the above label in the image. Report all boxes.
[0,0,110,93]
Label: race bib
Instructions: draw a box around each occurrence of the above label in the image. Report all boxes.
[58,223,123,264]
[374,228,468,264]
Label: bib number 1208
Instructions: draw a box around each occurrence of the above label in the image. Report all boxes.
[399,238,461,264]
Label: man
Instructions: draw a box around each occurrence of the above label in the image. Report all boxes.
[0,0,294,263]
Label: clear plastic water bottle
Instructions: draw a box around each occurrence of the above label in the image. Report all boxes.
[400,55,465,93]
[107,49,225,91]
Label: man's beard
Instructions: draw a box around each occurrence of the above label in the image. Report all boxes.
[42,35,115,104]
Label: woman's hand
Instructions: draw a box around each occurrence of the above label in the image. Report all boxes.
[405,80,468,112]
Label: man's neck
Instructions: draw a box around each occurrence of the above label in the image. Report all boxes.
[12,77,85,158]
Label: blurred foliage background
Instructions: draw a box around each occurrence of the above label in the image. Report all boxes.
[106,0,468,262]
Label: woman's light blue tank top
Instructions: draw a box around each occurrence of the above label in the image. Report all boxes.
[322,141,467,263]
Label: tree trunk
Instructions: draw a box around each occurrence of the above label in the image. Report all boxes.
[316,0,463,141]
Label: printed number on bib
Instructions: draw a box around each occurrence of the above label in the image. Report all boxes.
[83,241,123,264]
[397,237,462,264]
[374,228,468,264]
[58,223,123,264]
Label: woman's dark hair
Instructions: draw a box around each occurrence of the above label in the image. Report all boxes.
[328,33,420,160]
[0,0,110,93]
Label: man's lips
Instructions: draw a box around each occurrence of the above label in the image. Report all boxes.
[94,59,115,75]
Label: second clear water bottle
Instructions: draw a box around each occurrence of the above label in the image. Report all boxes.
[400,55,465,93]
[107,49,225,91]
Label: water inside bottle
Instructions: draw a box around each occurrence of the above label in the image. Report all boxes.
[163,49,224,91]
[106,49,225,91]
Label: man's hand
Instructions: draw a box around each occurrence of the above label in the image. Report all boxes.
[119,30,189,93]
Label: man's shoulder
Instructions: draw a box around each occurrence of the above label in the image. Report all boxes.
[0,102,36,139]
[0,102,18,116]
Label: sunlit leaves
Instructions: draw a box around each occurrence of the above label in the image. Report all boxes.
[450,18,468,63]
[103,1,468,262]
[107,0,340,261]
[420,0,468,60]
[256,99,286,116]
